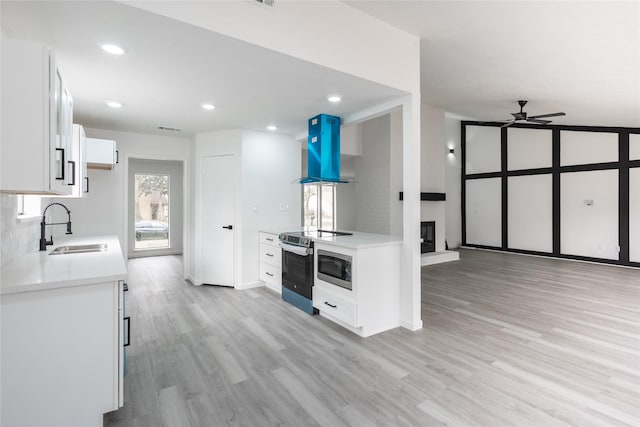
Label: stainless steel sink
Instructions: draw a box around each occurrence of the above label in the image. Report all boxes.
[49,244,108,255]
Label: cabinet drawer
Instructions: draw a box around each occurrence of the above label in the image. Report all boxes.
[259,232,279,247]
[313,287,359,327]
[260,244,281,268]
[260,262,281,287]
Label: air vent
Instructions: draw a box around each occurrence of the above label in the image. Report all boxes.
[158,126,182,132]
[255,0,275,6]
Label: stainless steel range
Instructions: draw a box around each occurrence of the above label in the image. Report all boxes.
[278,229,352,314]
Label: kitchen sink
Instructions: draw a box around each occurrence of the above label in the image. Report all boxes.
[49,244,108,255]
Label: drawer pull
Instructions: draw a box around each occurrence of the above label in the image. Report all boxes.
[266,238,274,242]
[324,301,337,308]
[266,253,274,257]
[266,272,274,277]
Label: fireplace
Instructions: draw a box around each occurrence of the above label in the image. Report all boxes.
[421,221,435,253]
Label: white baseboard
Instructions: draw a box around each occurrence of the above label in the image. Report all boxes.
[400,319,423,331]
[186,275,202,286]
[235,280,264,290]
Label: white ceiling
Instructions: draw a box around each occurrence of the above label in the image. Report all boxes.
[0,1,405,137]
[347,0,640,127]
[2,1,639,139]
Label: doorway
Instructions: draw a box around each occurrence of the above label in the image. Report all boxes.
[128,159,184,258]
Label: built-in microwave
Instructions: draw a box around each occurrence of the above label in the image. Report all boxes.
[317,249,352,290]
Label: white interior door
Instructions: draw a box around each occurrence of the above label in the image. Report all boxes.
[200,155,236,286]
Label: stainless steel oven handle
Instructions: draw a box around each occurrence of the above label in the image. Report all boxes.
[279,242,313,256]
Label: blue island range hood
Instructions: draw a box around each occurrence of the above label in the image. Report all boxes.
[300,114,348,183]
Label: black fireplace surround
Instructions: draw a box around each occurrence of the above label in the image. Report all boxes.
[421,221,435,254]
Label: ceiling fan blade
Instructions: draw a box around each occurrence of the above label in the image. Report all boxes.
[477,120,513,124]
[527,118,552,124]
[501,121,515,128]
[528,112,565,119]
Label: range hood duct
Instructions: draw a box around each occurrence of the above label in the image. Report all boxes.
[299,114,350,184]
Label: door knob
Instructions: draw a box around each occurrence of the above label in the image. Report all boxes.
[222,225,233,230]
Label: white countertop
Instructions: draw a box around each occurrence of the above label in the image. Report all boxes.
[261,227,402,249]
[313,231,402,249]
[1,235,127,295]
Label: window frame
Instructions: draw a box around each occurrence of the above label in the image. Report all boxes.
[302,183,336,229]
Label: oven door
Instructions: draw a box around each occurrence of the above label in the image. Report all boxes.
[280,243,313,299]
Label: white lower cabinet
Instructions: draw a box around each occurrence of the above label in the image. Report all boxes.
[259,232,282,293]
[1,281,124,427]
[313,242,400,337]
[313,286,359,327]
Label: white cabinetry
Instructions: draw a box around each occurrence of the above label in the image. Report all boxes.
[1,281,125,427]
[259,232,282,293]
[72,124,89,196]
[58,124,89,198]
[86,137,118,170]
[313,242,399,337]
[0,35,73,195]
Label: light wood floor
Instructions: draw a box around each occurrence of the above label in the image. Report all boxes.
[104,249,640,426]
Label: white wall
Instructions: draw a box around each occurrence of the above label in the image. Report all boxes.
[561,131,618,165]
[420,105,446,252]
[355,115,391,234]
[507,128,552,170]
[561,170,619,260]
[0,195,40,268]
[389,109,404,237]
[462,125,637,263]
[49,128,191,259]
[630,133,640,160]
[445,115,462,248]
[465,126,501,174]
[336,155,357,231]
[240,130,302,286]
[630,168,640,262]
[465,178,502,247]
[508,174,553,252]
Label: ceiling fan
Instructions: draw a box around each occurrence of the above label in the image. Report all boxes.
[493,100,565,127]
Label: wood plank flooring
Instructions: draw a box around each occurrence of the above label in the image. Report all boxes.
[104,249,640,426]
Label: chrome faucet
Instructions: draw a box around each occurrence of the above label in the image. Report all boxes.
[40,202,72,251]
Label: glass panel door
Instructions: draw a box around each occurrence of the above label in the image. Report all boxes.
[134,174,170,250]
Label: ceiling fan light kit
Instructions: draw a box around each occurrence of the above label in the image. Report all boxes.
[496,100,565,128]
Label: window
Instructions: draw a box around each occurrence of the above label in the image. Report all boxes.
[17,195,42,218]
[134,174,169,250]
[303,183,335,229]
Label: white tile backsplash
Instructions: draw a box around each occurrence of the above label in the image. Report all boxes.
[1,195,41,268]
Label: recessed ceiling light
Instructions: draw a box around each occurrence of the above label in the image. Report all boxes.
[106,101,123,108]
[267,125,278,131]
[201,103,215,110]
[101,44,125,55]
[327,95,342,103]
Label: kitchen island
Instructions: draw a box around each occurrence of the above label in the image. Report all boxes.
[1,235,127,427]
[261,228,402,337]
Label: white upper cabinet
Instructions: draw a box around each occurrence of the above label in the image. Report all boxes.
[58,124,88,198]
[1,35,73,195]
[86,138,118,170]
